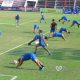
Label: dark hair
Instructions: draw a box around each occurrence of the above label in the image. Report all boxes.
[39,30,43,33]
[45,36,48,40]
[52,19,55,21]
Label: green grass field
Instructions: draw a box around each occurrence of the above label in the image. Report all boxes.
[0,11,80,80]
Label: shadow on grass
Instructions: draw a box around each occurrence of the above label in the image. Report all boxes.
[49,48,80,60]
[4,66,38,71]
[8,46,80,60]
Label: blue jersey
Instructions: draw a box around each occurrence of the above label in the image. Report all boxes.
[73,20,78,24]
[34,34,46,47]
[62,16,67,21]
[34,24,39,29]
[15,15,20,20]
[52,32,62,37]
[59,27,67,33]
[21,52,37,61]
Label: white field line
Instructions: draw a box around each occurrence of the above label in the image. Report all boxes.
[0,74,12,77]
[0,74,17,80]
[0,31,49,56]
[0,20,37,26]
[10,76,17,80]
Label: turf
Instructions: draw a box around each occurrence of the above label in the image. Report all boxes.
[0,11,80,80]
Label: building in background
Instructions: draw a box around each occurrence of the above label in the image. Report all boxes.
[0,0,80,12]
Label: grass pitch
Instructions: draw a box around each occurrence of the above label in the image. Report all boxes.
[0,11,80,80]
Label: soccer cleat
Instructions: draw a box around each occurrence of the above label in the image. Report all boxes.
[39,67,45,71]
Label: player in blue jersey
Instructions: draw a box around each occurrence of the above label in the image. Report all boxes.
[15,14,20,26]
[49,19,57,37]
[59,27,70,34]
[59,16,70,24]
[71,20,80,28]
[40,12,46,23]
[52,32,65,40]
[12,52,44,70]
[33,24,40,33]
[28,30,51,55]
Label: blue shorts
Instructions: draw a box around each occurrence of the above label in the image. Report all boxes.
[21,53,37,61]
[73,20,78,24]
[50,29,55,33]
[53,32,62,37]
[39,43,46,48]
[59,28,67,33]
[41,18,45,20]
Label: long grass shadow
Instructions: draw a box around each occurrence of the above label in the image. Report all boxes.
[4,66,38,71]
[49,48,80,60]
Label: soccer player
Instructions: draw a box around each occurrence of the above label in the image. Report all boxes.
[52,32,65,40]
[40,12,46,23]
[28,30,51,55]
[12,52,45,70]
[59,16,70,24]
[15,14,20,26]
[49,19,57,37]
[71,20,80,28]
[59,27,70,34]
[33,24,40,33]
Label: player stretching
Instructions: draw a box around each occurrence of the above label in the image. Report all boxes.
[12,52,45,70]
[71,20,80,28]
[59,16,70,24]
[33,24,40,33]
[15,14,20,27]
[49,19,57,37]
[40,12,46,23]
[28,30,51,55]
[59,27,70,34]
[52,32,65,40]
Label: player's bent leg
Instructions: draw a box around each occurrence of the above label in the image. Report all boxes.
[34,44,39,54]
[16,58,24,68]
[43,46,51,55]
[62,35,65,40]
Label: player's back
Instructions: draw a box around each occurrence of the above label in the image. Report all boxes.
[51,22,57,30]
[21,52,34,60]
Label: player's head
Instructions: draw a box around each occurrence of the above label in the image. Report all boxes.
[52,19,55,21]
[39,30,43,33]
[45,36,48,40]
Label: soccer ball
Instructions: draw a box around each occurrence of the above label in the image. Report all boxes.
[13,60,18,64]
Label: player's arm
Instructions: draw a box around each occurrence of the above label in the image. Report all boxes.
[28,38,36,45]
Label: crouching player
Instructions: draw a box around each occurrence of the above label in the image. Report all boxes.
[59,16,70,24]
[59,27,70,34]
[33,24,40,33]
[52,32,65,40]
[71,20,80,28]
[13,52,45,70]
[28,30,51,55]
